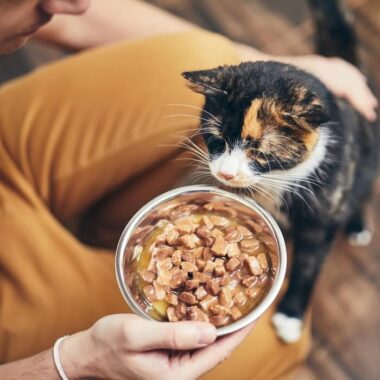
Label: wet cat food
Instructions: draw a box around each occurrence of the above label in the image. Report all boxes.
[125,199,278,328]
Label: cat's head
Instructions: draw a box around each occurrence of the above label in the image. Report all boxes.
[182,61,331,191]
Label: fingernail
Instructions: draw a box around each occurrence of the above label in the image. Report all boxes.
[198,325,216,345]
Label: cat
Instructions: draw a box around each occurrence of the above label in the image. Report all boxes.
[182,0,379,343]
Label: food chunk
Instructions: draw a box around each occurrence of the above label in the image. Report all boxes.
[179,292,198,305]
[166,229,179,245]
[139,270,156,283]
[199,295,218,312]
[230,306,242,321]
[186,279,200,290]
[143,285,156,302]
[233,291,246,307]
[209,215,229,227]
[153,281,166,300]
[211,237,229,256]
[203,260,216,274]
[194,286,208,301]
[167,306,179,322]
[257,253,269,270]
[225,230,243,243]
[188,306,209,321]
[240,238,260,252]
[169,270,187,288]
[246,256,263,275]
[155,245,174,260]
[178,234,199,249]
[166,292,179,306]
[201,215,214,230]
[209,314,230,327]
[241,275,258,288]
[174,216,196,234]
[175,302,187,318]
[181,261,198,273]
[206,278,220,296]
[225,257,241,272]
[156,257,173,273]
[219,287,233,308]
[171,250,182,266]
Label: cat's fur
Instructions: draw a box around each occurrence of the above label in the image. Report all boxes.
[182,0,379,342]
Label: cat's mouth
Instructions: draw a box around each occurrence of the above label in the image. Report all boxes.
[208,148,256,189]
[211,169,259,189]
[214,174,252,188]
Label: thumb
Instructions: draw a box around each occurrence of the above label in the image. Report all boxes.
[124,317,217,351]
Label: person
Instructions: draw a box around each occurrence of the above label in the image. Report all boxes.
[0,1,376,379]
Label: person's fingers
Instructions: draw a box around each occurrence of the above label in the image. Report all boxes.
[123,317,217,351]
[338,62,378,121]
[343,81,377,122]
[185,323,254,379]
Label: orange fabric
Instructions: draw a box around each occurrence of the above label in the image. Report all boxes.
[0,30,310,378]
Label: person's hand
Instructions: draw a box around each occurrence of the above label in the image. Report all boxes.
[59,314,254,380]
[236,43,377,122]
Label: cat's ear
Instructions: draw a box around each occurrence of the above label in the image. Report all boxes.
[285,100,330,130]
[297,103,330,126]
[182,68,228,96]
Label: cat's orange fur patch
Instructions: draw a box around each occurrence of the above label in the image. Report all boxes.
[242,99,263,140]
[303,129,319,153]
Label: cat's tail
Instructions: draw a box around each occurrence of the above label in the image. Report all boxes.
[308,0,358,66]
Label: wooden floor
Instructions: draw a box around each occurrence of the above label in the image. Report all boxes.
[1,1,379,379]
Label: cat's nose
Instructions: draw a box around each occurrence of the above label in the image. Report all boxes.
[218,171,236,181]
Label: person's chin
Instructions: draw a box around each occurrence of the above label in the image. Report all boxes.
[0,36,30,55]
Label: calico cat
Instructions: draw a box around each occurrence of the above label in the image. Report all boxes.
[182,0,379,342]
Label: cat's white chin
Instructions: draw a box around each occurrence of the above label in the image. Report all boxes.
[209,147,255,185]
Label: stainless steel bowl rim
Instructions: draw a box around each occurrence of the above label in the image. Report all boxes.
[115,184,287,336]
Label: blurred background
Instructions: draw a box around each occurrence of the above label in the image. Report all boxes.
[1,1,379,379]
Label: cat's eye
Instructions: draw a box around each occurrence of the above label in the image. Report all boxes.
[243,138,260,149]
[206,136,226,155]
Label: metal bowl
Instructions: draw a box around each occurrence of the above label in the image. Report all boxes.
[115,185,286,336]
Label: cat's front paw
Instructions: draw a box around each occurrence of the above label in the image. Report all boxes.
[347,229,373,247]
[272,313,303,343]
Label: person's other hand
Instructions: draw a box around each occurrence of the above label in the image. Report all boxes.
[236,43,377,122]
[60,314,254,380]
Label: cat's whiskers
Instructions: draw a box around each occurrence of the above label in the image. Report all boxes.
[261,151,272,173]
[254,181,290,213]
[257,177,317,211]
[190,169,215,184]
[246,183,282,208]
[267,151,286,173]
[262,172,322,192]
[180,139,209,161]
[257,180,308,211]
[260,175,315,193]
[265,139,302,158]
[267,144,301,161]
[165,103,222,125]
[163,113,221,128]
[249,158,308,200]
[173,157,209,169]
